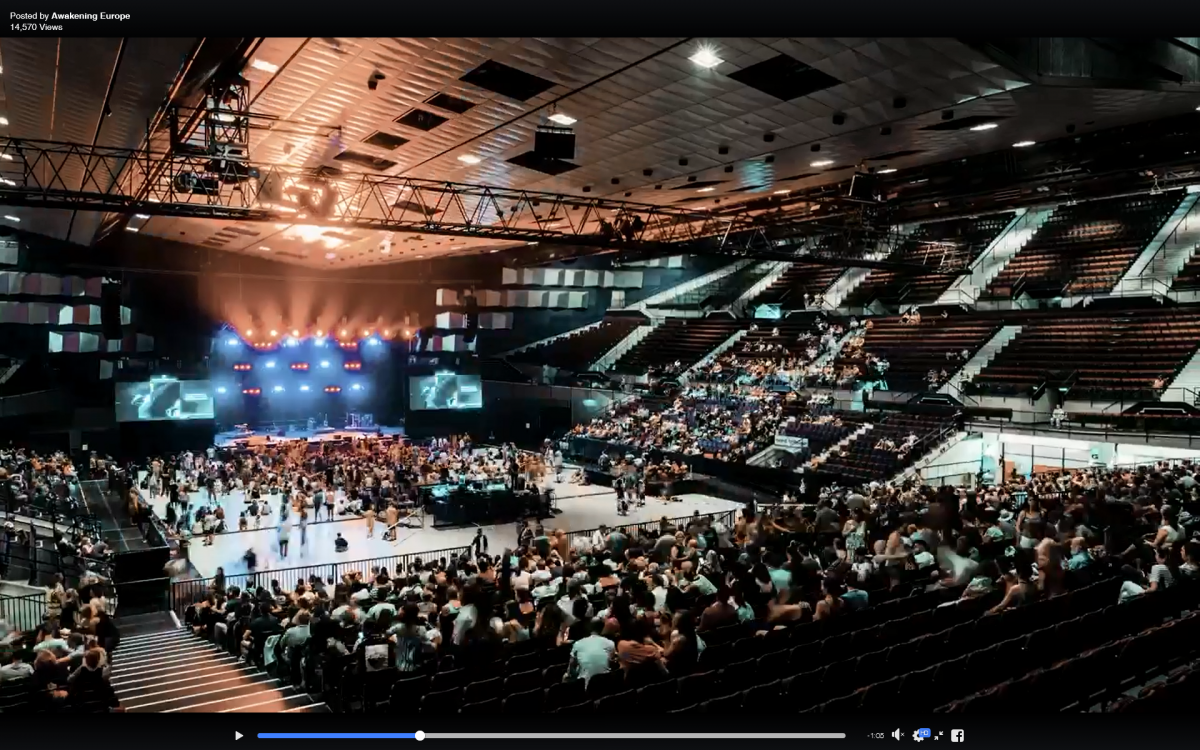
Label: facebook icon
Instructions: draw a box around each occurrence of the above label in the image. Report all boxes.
[951,730,965,743]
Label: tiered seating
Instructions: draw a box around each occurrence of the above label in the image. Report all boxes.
[985,193,1183,298]
[820,413,955,481]
[509,317,643,371]
[777,408,870,456]
[734,318,823,357]
[842,213,1013,307]
[1168,251,1200,291]
[752,263,844,306]
[653,262,775,311]
[612,317,745,375]
[971,309,1200,398]
[854,316,1001,391]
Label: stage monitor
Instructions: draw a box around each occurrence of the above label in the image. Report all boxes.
[409,373,482,411]
[116,378,215,422]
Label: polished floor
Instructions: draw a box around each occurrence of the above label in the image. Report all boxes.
[140,475,742,580]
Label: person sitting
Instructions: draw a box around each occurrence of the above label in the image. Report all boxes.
[334,533,349,553]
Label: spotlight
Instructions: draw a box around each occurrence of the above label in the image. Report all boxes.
[316,330,324,337]
[270,329,278,337]
[292,329,300,337]
[300,384,310,392]
[245,330,253,337]
[227,338,238,346]
[216,386,227,394]
[362,329,371,337]
[273,385,284,393]
[383,330,391,337]
[315,337,327,346]
[689,47,723,69]
[320,360,330,368]
[341,329,348,336]
[368,338,381,346]
[351,383,363,391]
[265,360,276,368]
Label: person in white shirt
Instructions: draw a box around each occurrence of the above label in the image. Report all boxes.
[0,652,33,682]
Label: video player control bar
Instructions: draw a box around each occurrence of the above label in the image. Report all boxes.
[258,734,846,740]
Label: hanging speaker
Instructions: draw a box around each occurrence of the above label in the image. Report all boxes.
[101,281,122,340]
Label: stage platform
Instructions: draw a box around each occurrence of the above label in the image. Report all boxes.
[157,477,743,580]
[213,424,404,448]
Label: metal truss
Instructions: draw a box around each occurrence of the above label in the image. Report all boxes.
[0,137,931,269]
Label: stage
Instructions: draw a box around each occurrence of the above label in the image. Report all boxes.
[150,476,744,580]
[212,424,405,448]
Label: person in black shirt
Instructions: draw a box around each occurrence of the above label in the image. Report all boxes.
[241,603,281,664]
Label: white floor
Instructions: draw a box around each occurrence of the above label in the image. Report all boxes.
[141,477,742,580]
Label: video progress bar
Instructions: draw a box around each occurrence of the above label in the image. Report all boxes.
[258,734,845,740]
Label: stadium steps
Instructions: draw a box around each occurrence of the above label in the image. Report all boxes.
[110,628,327,713]
[1118,192,1200,287]
[938,207,1055,305]
[940,325,1023,395]
[812,423,873,466]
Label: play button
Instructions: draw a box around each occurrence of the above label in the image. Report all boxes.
[235,733,243,741]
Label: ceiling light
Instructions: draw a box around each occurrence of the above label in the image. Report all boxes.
[0,154,12,161]
[325,252,337,259]
[300,385,310,392]
[969,122,999,132]
[245,330,253,337]
[259,246,271,252]
[135,214,150,219]
[269,330,278,337]
[774,190,790,195]
[124,226,139,232]
[697,187,716,193]
[0,117,8,126]
[3,215,19,223]
[877,168,897,174]
[548,113,577,126]
[1013,140,1036,148]
[811,160,834,167]
[689,47,723,69]
[250,59,279,74]
[291,329,300,337]
[0,178,16,186]
[457,154,482,165]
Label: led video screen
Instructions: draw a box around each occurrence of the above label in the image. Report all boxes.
[409,373,482,411]
[116,378,215,422]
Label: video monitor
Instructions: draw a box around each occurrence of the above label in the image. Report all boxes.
[409,373,482,411]
[115,378,215,422]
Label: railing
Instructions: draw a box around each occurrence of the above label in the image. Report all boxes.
[0,592,46,632]
[168,545,472,616]
[564,510,737,549]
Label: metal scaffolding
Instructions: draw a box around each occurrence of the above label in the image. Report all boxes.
[0,137,926,268]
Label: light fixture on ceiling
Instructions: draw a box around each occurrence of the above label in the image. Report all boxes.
[269,330,278,337]
[877,168,897,174]
[811,160,834,167]
[969,122,999,132]
[689,46,723,69]
[259,246,271,252]
[291,329,300,337]
[457,154,482,165]
[134,214,150,219]
[1013,140,1036,148]
[697,187,716,193]
[2,215,19,223]
[0,153,12,161]
[0,117,9,126]
[325,252,337,259]
[1196,105,1200,111]
[774,189,790,195]
[251,59,279,74]
[548,113,577,126]
[0,178,15,186]
[124,226,139,232]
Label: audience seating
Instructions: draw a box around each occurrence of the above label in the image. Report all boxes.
[613,317,746,374]
[509,317,643,371]
[971,308,1200,398]
[1168,251,1200,291]
[653,263,776,311]
[853,316,1002,391]
[842,214,1013,307]
[819,413,955,481]
[985,194,1183,299]
[752,263,844,306]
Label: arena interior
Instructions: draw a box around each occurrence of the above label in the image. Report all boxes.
[3,36,1200,723]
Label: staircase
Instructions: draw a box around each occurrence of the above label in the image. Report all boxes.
[939,325,1024,394]
[1162,345,1200,402]
[812,424,873,466]
[823,267,874,310]
[937,208,1055,305]
[1116,193,1200,291]
[111,628,327,713]
[593,322,659,371]
[681,329,748,380]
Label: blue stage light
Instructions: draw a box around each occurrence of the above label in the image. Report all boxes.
[368,337,380,346]
[320,360,330,368]
[227,338,239,346]
[351,383,364,391]
[265,360,276,368]
[300,384,310,392]
[216,386,227,394]
[314,337,327,347]
[273,385,284,393]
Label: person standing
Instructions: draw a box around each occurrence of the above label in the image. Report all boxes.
[364,506,377,539]
[278,518,291,559]
[298,509,308,552]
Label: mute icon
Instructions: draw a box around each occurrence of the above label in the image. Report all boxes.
[892,729,903,741]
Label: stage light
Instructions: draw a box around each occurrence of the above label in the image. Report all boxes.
[273,385,285,393]
[227,338,238,346]
[368,338,380,346]
[1013,140,1036,148]
[344,361,362,370]
[340,329,348,336]
[383,330,391,337]
[404,329,411,337]
[216,386,227,394]
[245,330,253,337]
[292,329,300,337]
[320,360,330,368]
[300,384,310,392]
[351,383,363,391]
[243,388,261,396]
[270,329,278,337]
[316,330,324,337]
[969,122,998,131]
[315,337,327,347]
[233,363,252,371]
[265,360,276,368]
[324,385,342,394]
[689,46,723,69]
[363,329,371,337]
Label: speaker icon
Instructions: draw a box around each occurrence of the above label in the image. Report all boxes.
[892,729,903,741]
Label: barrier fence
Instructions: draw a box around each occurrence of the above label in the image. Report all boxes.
[0,592,46,632]
[168,545,472,616]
